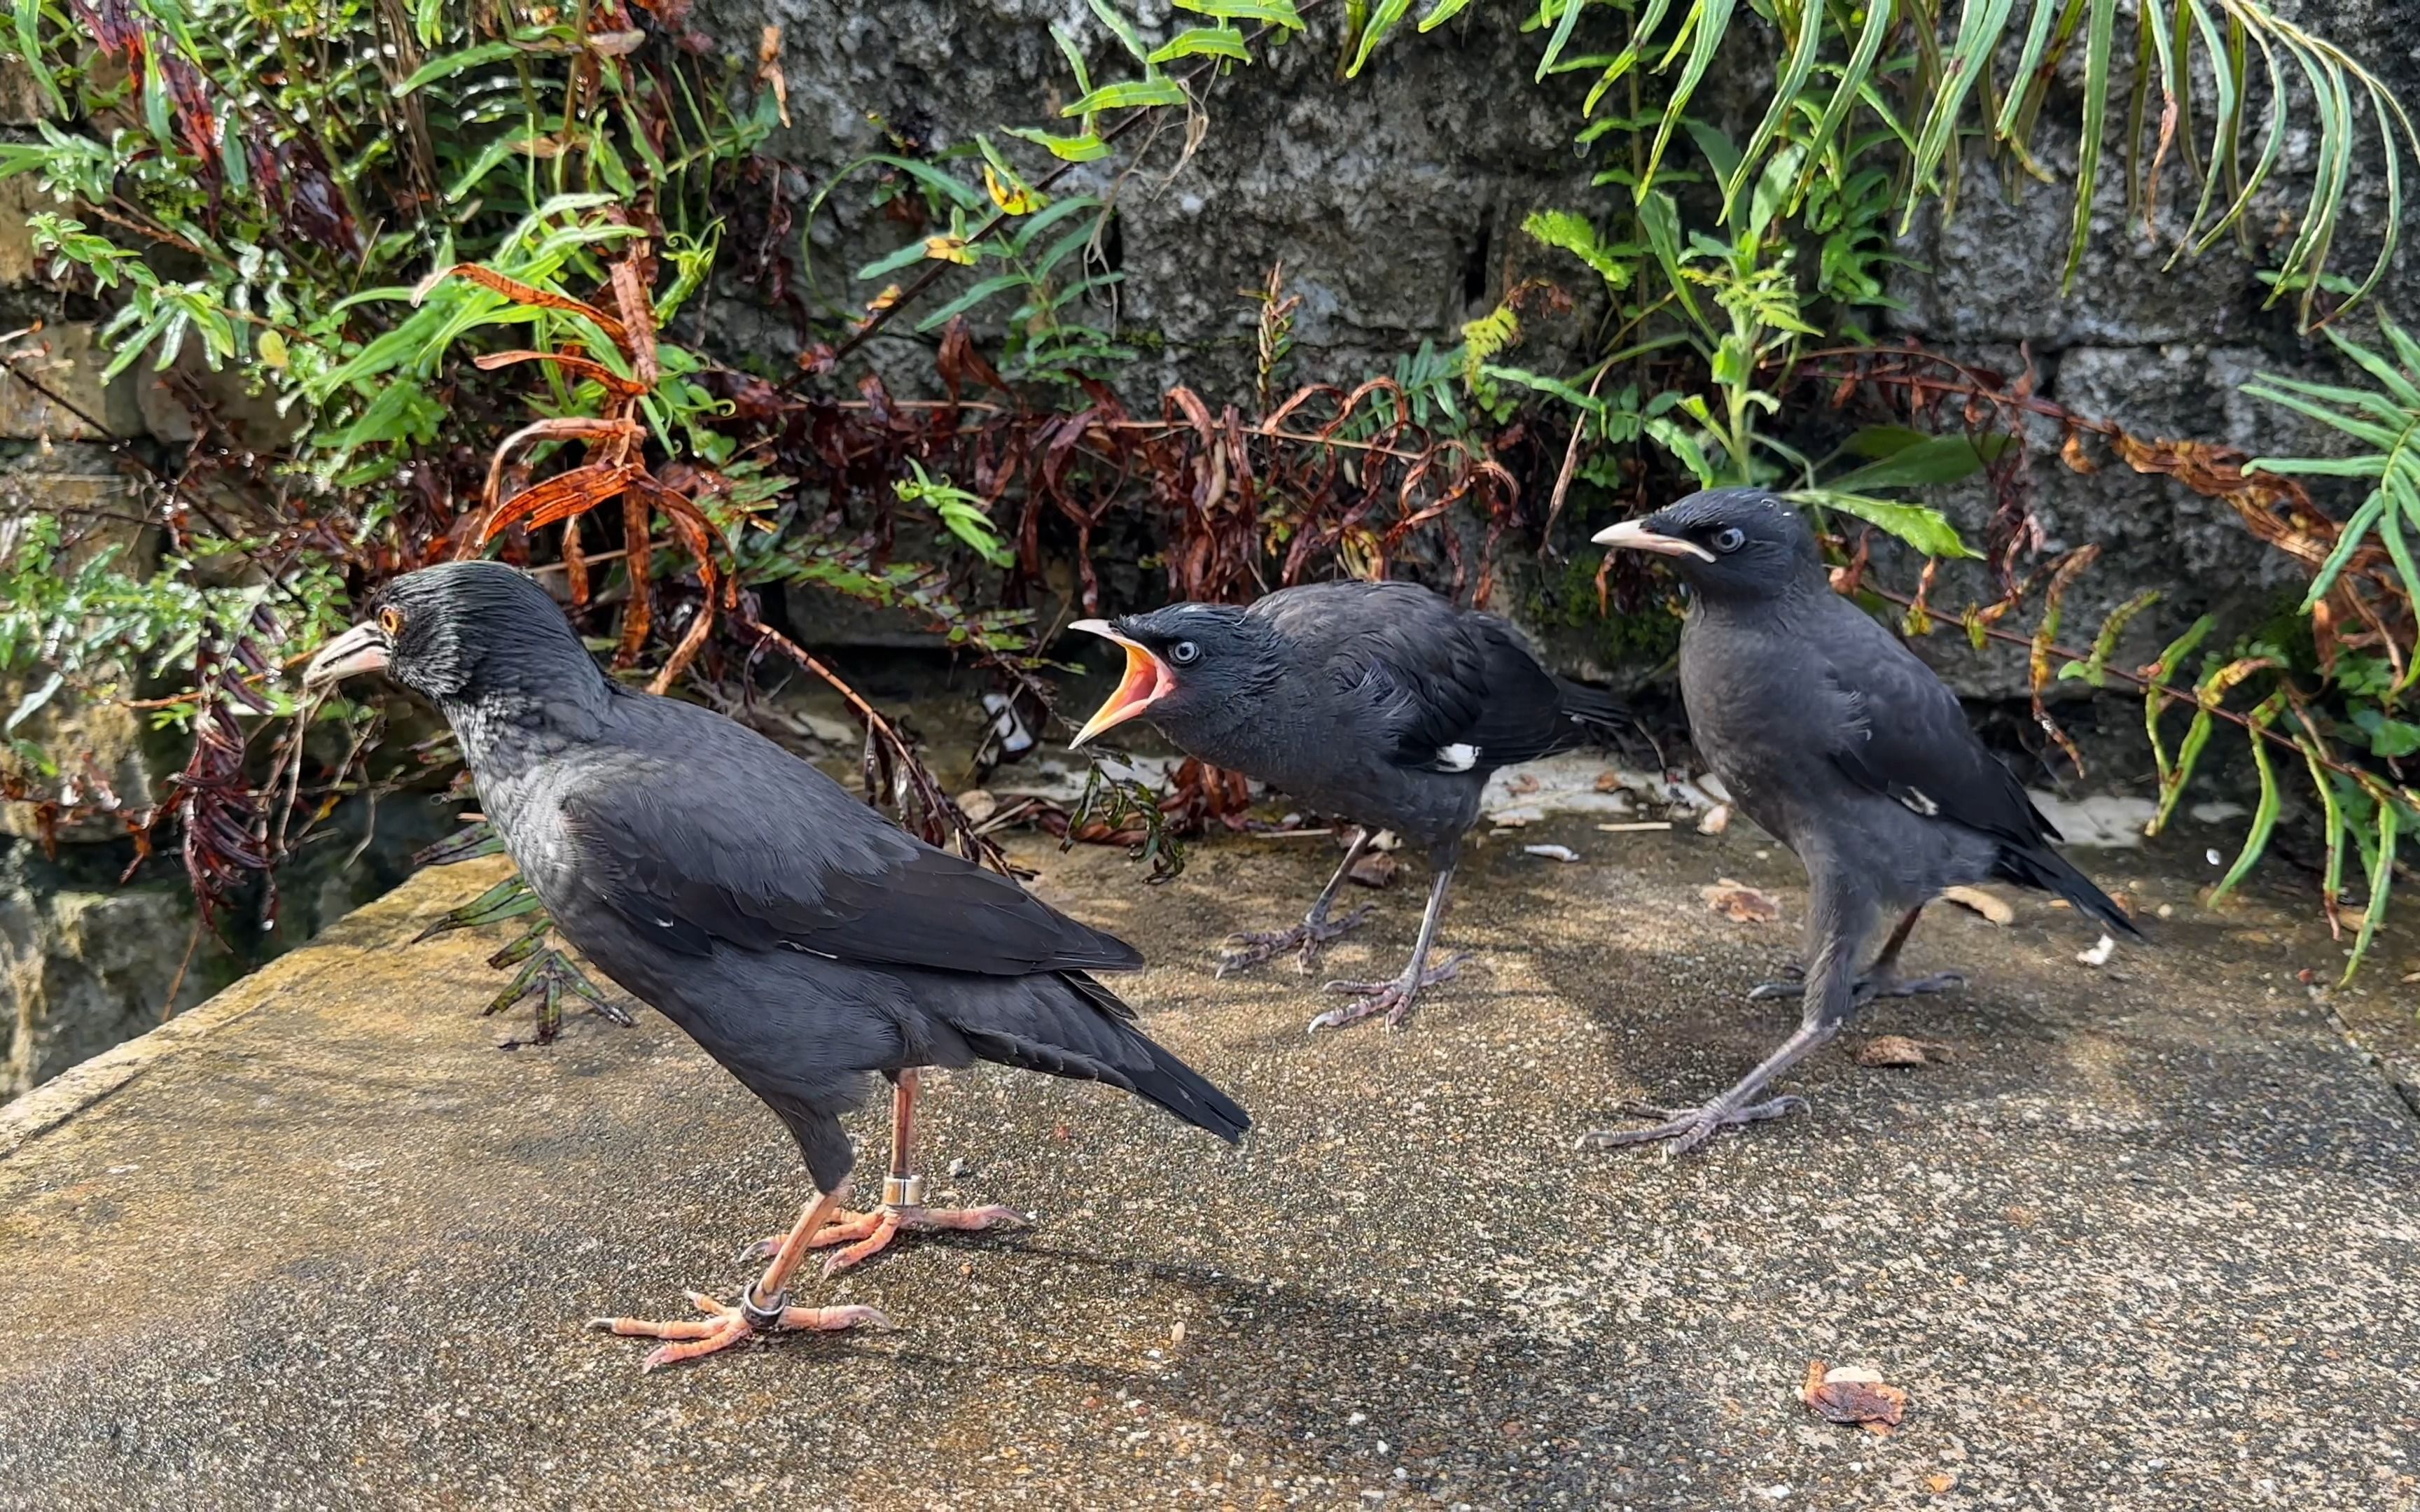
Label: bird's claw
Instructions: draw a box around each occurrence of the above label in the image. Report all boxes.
[786,1201,1029,1276]
[1862,969,1966,1000]
[1307,951,1470,1032]
[591,1291,893,1372]
[1573,1094,1810,1156]
[1747,969,1968,1004]
[1216,905,1375,977]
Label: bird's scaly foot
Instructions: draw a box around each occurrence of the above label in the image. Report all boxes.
[1308,951,1470,1032]
[590,1290,892,1372]
[741,1199,1029,1275]
[1216,905,1374,976]
[1573,1096,1809,1155]
[1747,969,1967,1004]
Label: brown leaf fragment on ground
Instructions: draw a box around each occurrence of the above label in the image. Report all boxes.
[1801,1360,1908,1432]
[1347,851,1399,888]
[1940,885,2013,925]
[1856,1035,1954,1068]
[1702,878,1781,923]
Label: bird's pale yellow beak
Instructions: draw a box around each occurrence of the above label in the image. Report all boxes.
[301,620,392,690]
[1066,619,1174,748]
[1592,518,1715,562]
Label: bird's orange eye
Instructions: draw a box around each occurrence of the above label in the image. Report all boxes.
[377,606,405,638]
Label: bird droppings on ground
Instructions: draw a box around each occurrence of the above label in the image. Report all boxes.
[1522,844,1581,863]
[1702,878,1784,923]
[2077,934,2119,967]
[2,817,2416,1508]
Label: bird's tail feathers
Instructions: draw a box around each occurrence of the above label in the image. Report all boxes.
[1552,678,1635,751]
[951,972,1250,1144]
[1124,1032,1252,1144]
[1996,844,2143,939]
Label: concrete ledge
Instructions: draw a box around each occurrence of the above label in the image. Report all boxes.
[3,822,2416,1509]
[0,864,499,1159]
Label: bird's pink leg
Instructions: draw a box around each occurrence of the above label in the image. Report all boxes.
[790,1070,1027,1275]
[592,1183,895,1371]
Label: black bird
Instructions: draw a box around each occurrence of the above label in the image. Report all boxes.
[304,561,1248,1368]
[1068,580,1628,1030]
[1589,489,2136,1152]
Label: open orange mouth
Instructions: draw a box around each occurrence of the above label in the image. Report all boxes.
[1067,620,1174,747]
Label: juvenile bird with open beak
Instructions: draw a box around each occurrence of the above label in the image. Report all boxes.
[1069,580,1629,1030]
[1590,489,2136,1152]
[305,562,1249,1369]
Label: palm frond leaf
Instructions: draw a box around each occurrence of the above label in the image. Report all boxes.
[1356,0,2415,323]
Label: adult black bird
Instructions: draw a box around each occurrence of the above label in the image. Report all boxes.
[304,561,1248,1369]
[1588,488,2137,1152]
[1067,580,1628,1030]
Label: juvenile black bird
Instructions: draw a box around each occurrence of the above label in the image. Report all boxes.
[305,561,1248,1369]
[1589,489,2136,1152]
[1068,580,1627,1030]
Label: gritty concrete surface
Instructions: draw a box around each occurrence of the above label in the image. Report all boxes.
[2,810,2416,1511]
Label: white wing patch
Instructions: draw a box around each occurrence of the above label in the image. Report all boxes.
[1898,787,1940,817]
[1435,743,1480,772]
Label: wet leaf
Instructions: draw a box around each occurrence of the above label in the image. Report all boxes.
[412,874,543,941]
[482,462,641,541]
[1702,878,1781,923]
[411,821,503,867]
[1856,1035,1952,1068]
[1347,850,1398,888]
[410,265,630,351]
[1801,1360,1908,1432]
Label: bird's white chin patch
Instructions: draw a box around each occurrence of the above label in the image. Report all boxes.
[302,621,392,690]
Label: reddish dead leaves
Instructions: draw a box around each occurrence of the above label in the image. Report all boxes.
[1823,341,2413,683]
[421,243,726,694]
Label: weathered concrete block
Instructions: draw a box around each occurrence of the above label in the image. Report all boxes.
[133,346,302,448]
[0,323,144,440]
[0,457,164,843]
[0,874,232,1098]
[0,59,50,127]
[0,174,70,287]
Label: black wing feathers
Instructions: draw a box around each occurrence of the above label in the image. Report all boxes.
[1823,631,2138,937]
[1258,580,1621,773]
[564,700,1141,976]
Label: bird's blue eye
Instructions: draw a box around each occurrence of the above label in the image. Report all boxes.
[1169,640,1201,666]
[1711,526,1746,554]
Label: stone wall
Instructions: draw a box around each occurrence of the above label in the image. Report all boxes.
[0,65,444,1099]
[716,0,2416,696]
[6,6,2414,1089]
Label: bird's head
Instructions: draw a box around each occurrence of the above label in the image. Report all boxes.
[302,560,603,708]
[1065,603,1265,748]
[1592,487,1823,603]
